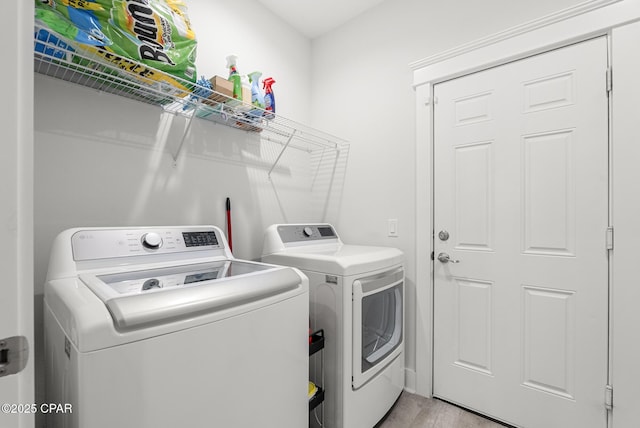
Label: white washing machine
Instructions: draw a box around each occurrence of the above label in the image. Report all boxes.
[262,224,404,428]
[44,225,309,428]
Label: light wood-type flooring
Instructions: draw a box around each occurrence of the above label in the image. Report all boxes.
[375,391,509,428]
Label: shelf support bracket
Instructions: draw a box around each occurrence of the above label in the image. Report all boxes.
[268,130,297,178]
[172,101,200,164]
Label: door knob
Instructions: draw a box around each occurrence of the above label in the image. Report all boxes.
[437,252,460,263]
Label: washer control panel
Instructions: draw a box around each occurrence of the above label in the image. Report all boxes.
[72,227,222,261]
[276,224,338,243]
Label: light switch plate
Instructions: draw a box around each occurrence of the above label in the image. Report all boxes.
[388,219,398,237]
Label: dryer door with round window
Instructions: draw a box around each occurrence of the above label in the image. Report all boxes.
[352,267,404,389]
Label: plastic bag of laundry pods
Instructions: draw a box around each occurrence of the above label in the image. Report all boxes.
[35,0,198,94]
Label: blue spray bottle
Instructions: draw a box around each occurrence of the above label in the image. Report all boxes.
[248,71,265,118]
[263,77,276,119]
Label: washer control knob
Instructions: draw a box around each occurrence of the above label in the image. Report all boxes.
[303,227,314,237]
[141,232,163,249]
[142,278,161,291]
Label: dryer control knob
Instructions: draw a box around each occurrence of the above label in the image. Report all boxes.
[303,227,314,237]
[142,232,163,249]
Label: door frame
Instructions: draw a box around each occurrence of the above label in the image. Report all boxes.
[0,1,34,428]
[411,0,637,407]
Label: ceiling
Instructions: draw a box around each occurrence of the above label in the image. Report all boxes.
[256,0,385,39]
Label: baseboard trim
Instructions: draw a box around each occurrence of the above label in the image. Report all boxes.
[404,367,417,394]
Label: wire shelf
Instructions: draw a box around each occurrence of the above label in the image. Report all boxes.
[33,23,348,161]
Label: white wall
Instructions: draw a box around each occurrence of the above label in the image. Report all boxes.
[310,0,585,390]
[33,1,341,424]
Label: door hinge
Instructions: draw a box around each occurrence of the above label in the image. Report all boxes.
[0,336,29,378]
[605,384,613,410]
[430,251,435,261]
[606,226,614,251]
[606,67,613,94]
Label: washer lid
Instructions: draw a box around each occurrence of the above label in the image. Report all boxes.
[264,244,403,276]
[79,260,302,331]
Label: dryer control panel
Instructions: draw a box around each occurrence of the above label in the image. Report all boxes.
[276,224,338,243]
[71,227,224,261]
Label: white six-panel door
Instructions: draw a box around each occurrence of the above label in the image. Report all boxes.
[433,37,609,428]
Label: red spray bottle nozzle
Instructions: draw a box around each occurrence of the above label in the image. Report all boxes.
[263,77,275,93]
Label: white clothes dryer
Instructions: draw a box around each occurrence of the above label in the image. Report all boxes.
[262,224,405,428]
[44,225,309,428]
